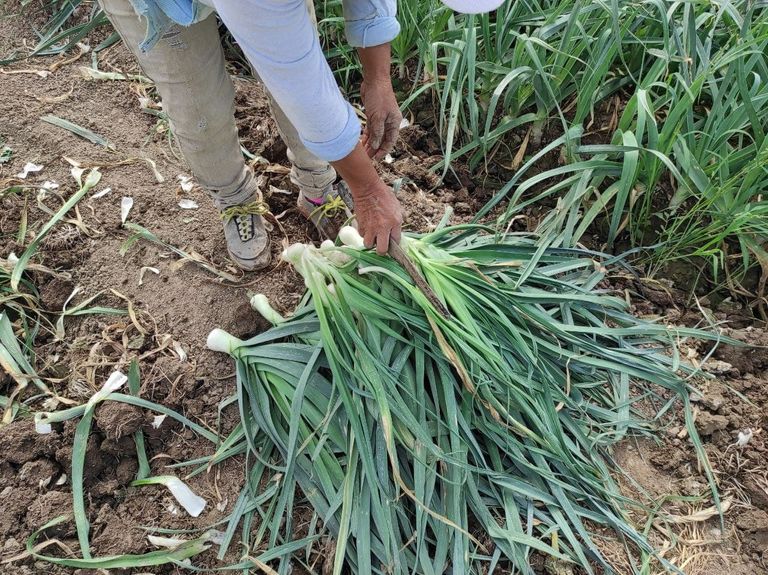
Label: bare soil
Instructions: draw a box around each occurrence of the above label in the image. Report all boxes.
[0,5,766,575]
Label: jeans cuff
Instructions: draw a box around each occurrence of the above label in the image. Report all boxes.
[206,167,260,210]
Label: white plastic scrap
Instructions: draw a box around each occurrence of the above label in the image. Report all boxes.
[163,477,207,517]
[736,428,753,447]
[177,174,194,193]
[177,199,199,209]
[399,117,411,129]
[173,341,188,362]
[15,162,43,179]
[138,266,160,285]
[35,421,52,435]
[92,187,112,199]
[151,414,167,429]
[40,180,59,190]
[121,197,134,224]
[35,398,58,435]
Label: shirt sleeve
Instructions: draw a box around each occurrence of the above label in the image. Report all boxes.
[342,0,400,48]
[211,0,361,162]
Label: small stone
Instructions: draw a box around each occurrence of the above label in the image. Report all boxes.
[680,477,704,495]
[701,393,726,411]
[696,412,729,435]
[745,476,768,509]
[455,202,471,213]
[3,537,19,551]
[736,508,768,533]
[717,299,743,313]
[701,361,733,376]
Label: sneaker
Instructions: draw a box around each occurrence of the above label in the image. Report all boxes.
[219,196,271,271]
[297,181,354,240]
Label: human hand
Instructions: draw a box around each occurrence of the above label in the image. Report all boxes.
[360,77,403,161]
[350,178,403,254]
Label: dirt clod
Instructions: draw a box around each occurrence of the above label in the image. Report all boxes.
[0,421,57,465]
[96,402,144,440]
[38,276,76,311]
[0,486,36,538]
[696,411,729,435]
[700,392,726,412]
[737,508,768,533]
[25,491,74,537]
[17,459,59,486]
[745,477,768,509]
[115,457,139,485]
[736,508,768,557]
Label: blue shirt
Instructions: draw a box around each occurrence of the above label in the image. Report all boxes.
[128,0,400,162]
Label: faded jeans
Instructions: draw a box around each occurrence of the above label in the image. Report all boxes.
[98,0,337,209]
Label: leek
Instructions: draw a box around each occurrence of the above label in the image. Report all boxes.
[211,226,727,574]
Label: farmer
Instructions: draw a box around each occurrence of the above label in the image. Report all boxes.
[99,0,503,269]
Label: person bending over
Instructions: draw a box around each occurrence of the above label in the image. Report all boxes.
[99,0,502,269]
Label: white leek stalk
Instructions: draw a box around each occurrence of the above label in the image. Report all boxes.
[206,329,244,354]
[338,226,364,249]
[87,371,127,406]
[250,294,285,325]
[148,529,225,550]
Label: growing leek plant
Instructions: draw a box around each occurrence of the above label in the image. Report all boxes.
[209,224,725,575]
[314,0,768,292]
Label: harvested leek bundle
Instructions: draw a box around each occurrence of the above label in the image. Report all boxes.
[209,225,720,575]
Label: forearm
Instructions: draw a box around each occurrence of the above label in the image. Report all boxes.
[357,43,392,84]
[330,143,381,196]
[332,142,403,253]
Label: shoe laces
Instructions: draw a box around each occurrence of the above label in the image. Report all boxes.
[221,199,270,242]
[309,194,347,220]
